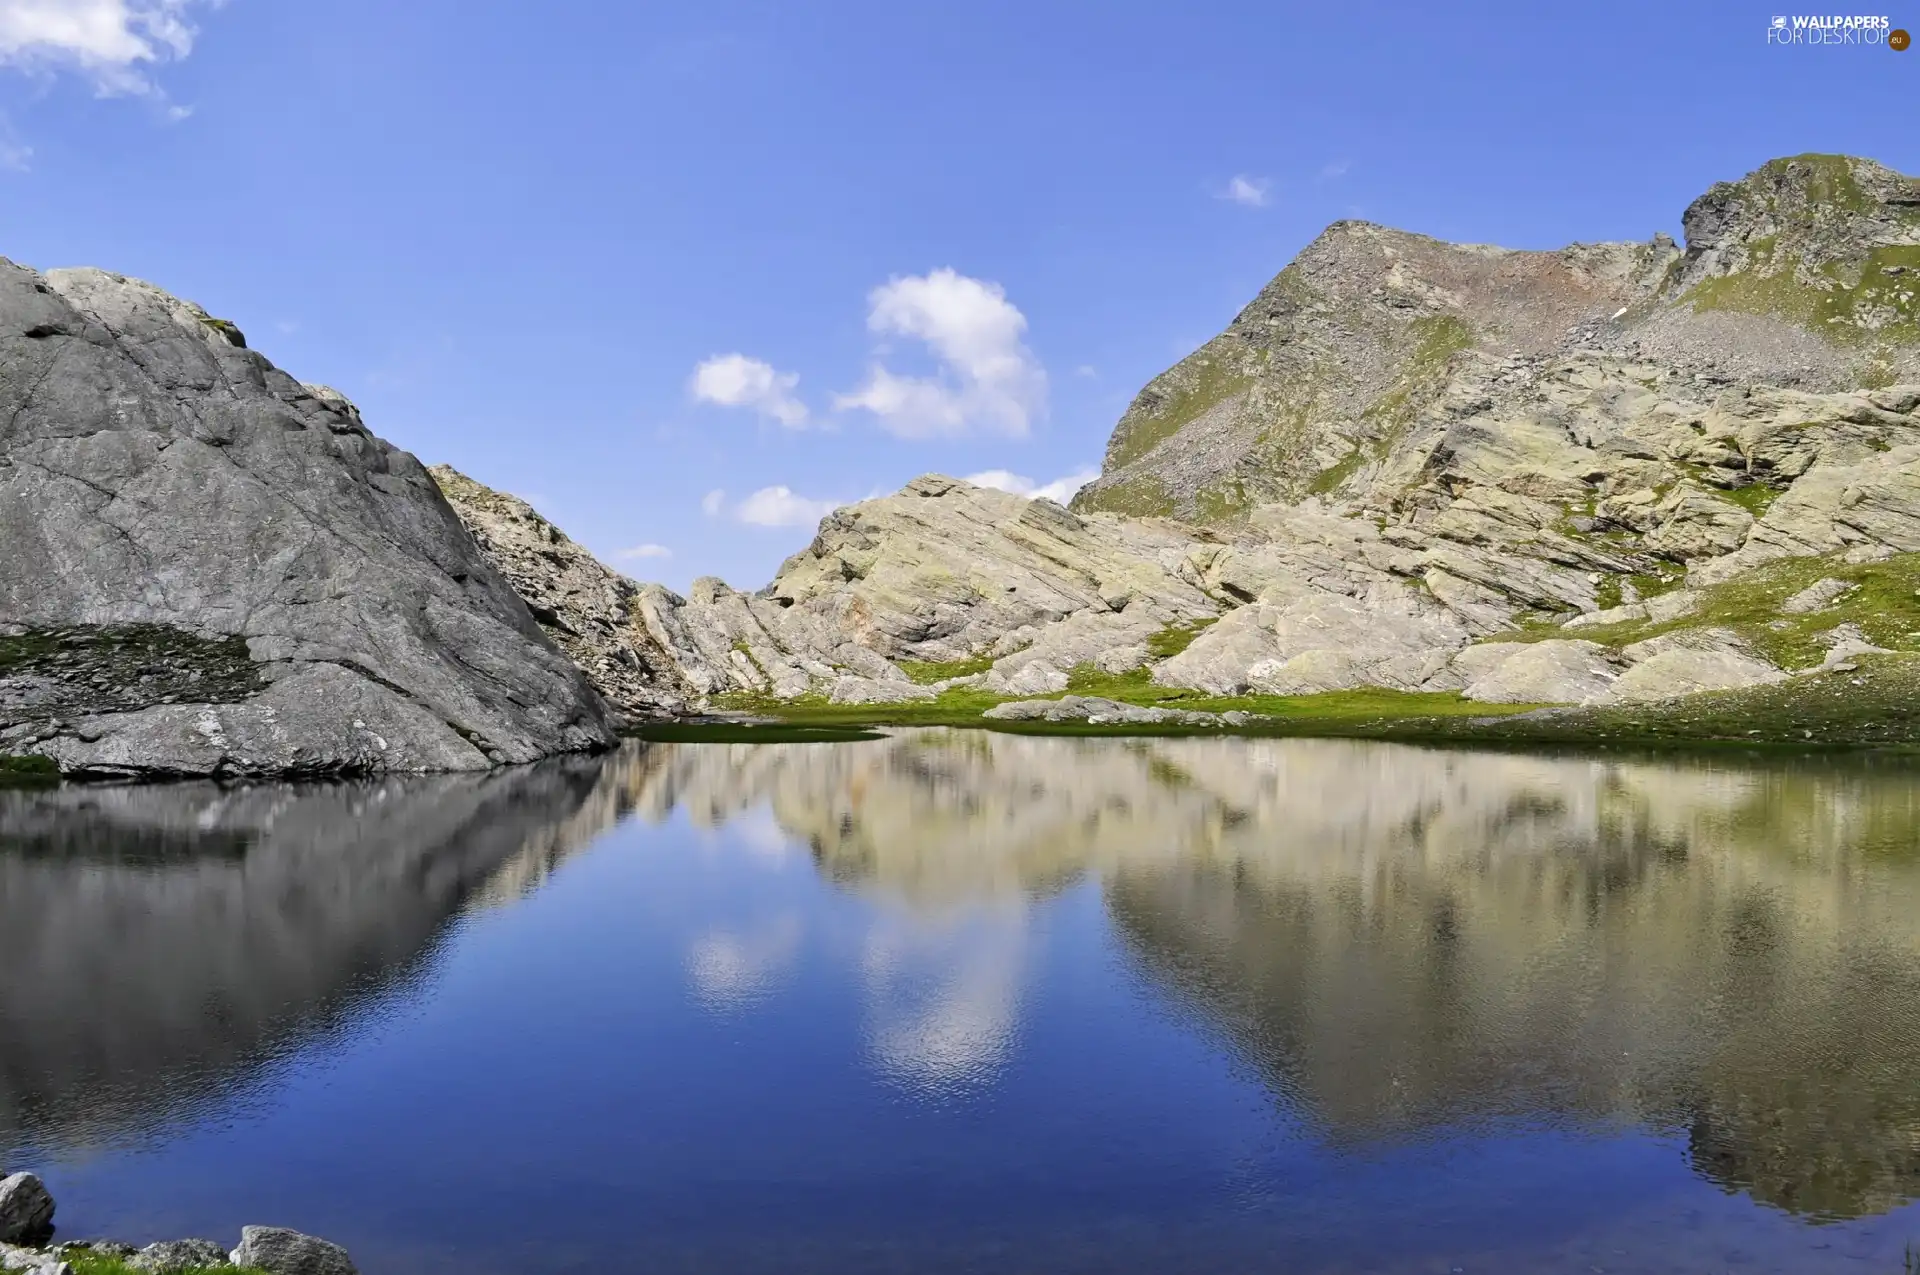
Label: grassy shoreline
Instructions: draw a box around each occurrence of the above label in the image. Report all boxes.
[625,653,1920,753]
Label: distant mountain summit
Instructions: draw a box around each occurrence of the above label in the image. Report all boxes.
[1072,154,1920,523]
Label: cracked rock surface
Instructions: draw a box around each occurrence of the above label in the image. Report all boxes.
[0,262,612,777]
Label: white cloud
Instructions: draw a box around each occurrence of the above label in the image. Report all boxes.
[1073,364,1097,379]
[1219,174,1270,207]
[734,485,843,529]
[1320,159,1352,180]
[966,466,1098,506]
[0,0,211,97]
[834,268,1046,439]
[617,543,672,560]
[689,353,810,428]
[700,488,726,517]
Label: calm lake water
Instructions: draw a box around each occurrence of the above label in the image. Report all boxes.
[4,733,1920,1274]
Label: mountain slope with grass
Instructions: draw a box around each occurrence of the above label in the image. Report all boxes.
[441,155,1920,746]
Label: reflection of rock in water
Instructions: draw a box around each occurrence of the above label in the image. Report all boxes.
[0,743,653,1156]
[631,732,1920,1220]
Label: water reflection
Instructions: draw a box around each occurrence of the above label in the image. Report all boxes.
[629,732,1920,1222]
[0,749,651,1155]
[5,732,1919,1247]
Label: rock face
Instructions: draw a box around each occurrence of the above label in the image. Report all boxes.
[428,465,692,719]
[0,264,613,777]
[1074,154,1920,524]
[131,1239,230,1273]
[981,695,1247,726]
[230,1228,356,1275]
[0,1174,52,1245]
[438,468,1221,703]
[559,154,1920,717]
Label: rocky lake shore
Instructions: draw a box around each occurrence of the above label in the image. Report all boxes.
[1,1172,353,1275]
[6,153,1920,777]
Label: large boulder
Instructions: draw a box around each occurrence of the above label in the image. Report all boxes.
[1456,640,1621,704]
[0,1174,53,1245]
[229,1228,355,1275]
[0,263,613,777]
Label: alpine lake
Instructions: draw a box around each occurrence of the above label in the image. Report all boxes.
[4,731,1919,1274]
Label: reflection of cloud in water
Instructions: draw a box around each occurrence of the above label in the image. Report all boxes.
[686,915,803,1013]
[861,909,1028,1095]
[629,731,1920,1221]
[727,807,797,862]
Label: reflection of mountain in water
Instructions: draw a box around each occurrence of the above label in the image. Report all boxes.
[0,746,657,1157]
[632,732,1920,1221]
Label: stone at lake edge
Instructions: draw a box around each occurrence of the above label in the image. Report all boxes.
[130,1239,231,1273]
[230,1227,356,1275]
[0,1174,53,1245]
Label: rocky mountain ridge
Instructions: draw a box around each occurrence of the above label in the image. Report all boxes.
[429,156,1920,721]
[9,153,1920,777]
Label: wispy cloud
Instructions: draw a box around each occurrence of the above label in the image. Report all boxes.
[689,353,810,428]
[1319,158,1351,181]
[733,485,843,529]
[834,268,1047,439]
[0,0,215,98]
[617,543,672,560]
[700,488,726,517]
[965,466,1099,506]
[1218,174,1270,208]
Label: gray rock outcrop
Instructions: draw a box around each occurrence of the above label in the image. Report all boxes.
[230,1228,356,1275]
[554,155,1920,720]
[428,465,692,719]
[0,1175,52,1245]
[0,264,613,777]
[981,695,1247,726]
[131,1239,230,1273]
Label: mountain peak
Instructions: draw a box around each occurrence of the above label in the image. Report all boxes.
[1074,154,1920,524]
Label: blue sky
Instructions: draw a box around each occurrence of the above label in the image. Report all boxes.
[0,0,1914,592]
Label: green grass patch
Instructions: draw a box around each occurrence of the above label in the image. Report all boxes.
[1103,351,1255,471]
[1145,618,1219,660]
[63,1255,268,1275]
[1449,653,1920,751]
[1487,551,1920,671]
[1078,473,1176,519]
[1713,482,1782,517]
[0,753,57,784]
[895,653,997,684]
[1685,240,1920,346]
[1193,478,1254,524]
[720,672,1544,740]
[625,722,886,743]
[1307,446,1367,496]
